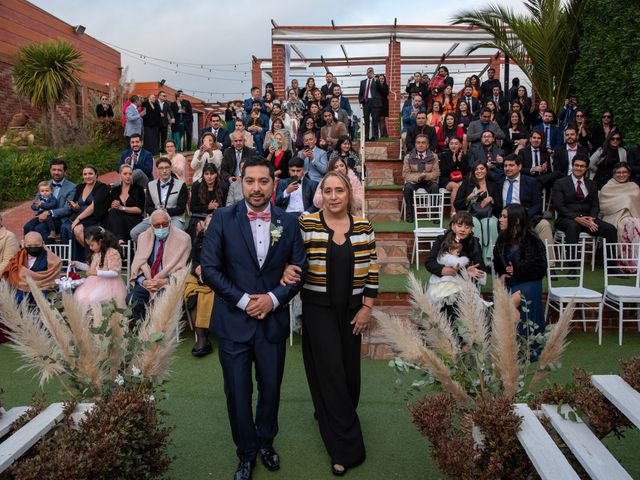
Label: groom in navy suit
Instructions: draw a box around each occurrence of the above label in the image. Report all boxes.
[201,157,307,480]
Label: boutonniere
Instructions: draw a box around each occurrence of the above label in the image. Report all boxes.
[270,223,283,246]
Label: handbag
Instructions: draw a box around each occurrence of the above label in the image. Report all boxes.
[449,170,463,182]
[468,191,493,219]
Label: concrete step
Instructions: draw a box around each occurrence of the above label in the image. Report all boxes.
[367,208,401,223]
[365,145,388,159]
[378,256,411,276]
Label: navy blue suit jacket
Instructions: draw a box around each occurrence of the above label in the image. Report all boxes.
[201,201,307,343]
[200,127,231,151]
[275,175,318,213]
[117,148,154,181]
[497,173,543,218]
[533,124,564,149]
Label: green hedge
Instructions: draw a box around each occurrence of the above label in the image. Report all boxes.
[571,0,640,145]
[0,142,120,208]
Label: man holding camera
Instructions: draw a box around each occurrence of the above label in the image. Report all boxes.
[297,131,328,183]
[275,157,318,217]
[402,134,440,223]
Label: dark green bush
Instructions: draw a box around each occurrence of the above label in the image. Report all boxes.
[571,0,640,145]
[0,142,120,208]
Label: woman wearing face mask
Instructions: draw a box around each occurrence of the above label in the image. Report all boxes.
[71,229,127,308]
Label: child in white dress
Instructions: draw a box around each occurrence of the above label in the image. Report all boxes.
[427,237,469,304]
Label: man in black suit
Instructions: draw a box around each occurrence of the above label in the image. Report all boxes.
[552,155,617,245]
[221,131,256,185]
[469,130,504,181]
[499,156,554,246]
[274,157,318,217]
[320,71,336,98]
[358,67,382,141]
[405,111,438,152]
[485,85,508,115]
[460,86,481,119]
[553,125,589,176]
[177,90,194,151]
[157,90,172,152]
[200,113,231,151]
[480,67,501,100]
[518,131,562,189]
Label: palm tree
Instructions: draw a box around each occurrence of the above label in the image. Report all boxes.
[452,0,586,113]
[11,39,83,144]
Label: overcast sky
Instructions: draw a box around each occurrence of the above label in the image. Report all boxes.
[31,0,529,102]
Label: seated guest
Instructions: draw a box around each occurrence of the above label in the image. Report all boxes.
[275,157,317,217]
[455,100,474,133]
[127,209,191,322]
[466,108,505,150]
[405,111,438,153]
[313,156,363,216]
[330,136,362,178]
[493,204,547,353]
[435,113,464,151]
[458,86,481,121]
[116,134,153,189]
[295,116,321,151]
[71,228,127,308]
[589,129,627,189]
[265,132,291,180]
[553,125,589,176]
[164,140,187,183]
[402,92,426,134]
[326,95,350,128]
[498,156,554,247]
[191,132,223,183]
[220,131,255,185]
[28,181,58,240]
[533,110,563,150]
[246,100,269,154]
[403,134,440,223]
[200,113,230,151]
[552,155,617,245]
[225,160,246,207]
[65,165,110,258]
[469,130,505,181]
[106,164,145,244]
[130,157,188,242]
[501,110,529,156]
[518,130,562,190]
[270,101,294,141]
[2,232,62,304]
[438,137,469,214]
[0,213,19,274]
[189,164,227,237]
[426,100,444,128]
[233,118,254,148]
[23,158,76,244]
[319,109,348,152]
[454,160,501,265]
[298,130,329,183]
[184,215,215,357]
[529,99,548,128]
[263,118,292,156]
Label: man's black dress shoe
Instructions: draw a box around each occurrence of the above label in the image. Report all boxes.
[259,447,280,471]
[192,341,213,358]
[234,460,255,480]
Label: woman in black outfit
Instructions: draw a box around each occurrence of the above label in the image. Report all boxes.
[502,110,530,156]
[96,95,114,118]
[591,109,616,152]
[438,137,469,214]
[107,164,145,243]
[188,163,227,238]
[141,93,161,155]
[377,74,390,138]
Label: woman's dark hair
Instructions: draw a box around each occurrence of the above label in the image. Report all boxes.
[85,228,119,269]
[302,115,317,130]
[449,211,473,228]
[271,118,284,132]
[612,161,631,177]
[164,139,176,148]
[500,204,530,245]
[438,233,463,257]
[328,156,349,173]
[336,135,352,152]
[509,110,525,128]
[198,164,224,205]
[264,91,274,102]
[469,160,489,187]
[601,127,623,161]
[517,85,529,97]
[600,109,614,123]
[441,113,458,137]
[83,164,98,175]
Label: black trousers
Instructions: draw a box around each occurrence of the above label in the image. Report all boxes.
[218,330,286,462]
[184,120,193,150]
[363,102,380,141]
[143,126,160,155]
[302,302,365,467]
[403,180,439,218]
[159,125,168,152]
[127,283,151,321]
[556,217,617,245]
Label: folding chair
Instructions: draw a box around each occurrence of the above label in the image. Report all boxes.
[602,241,640,345]
[545,240,604,344]
[553,230,598,271]
[439,188,451,210]
[118,241,132,280]
[410,192,446,268]
[45,241,73,269]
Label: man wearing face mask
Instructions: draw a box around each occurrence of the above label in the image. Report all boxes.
[127,209,191,322]
[2,231,62,304]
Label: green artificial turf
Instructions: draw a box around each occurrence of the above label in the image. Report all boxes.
[372,220,414,233]
[1,332,639,479]
[365,184,403,191]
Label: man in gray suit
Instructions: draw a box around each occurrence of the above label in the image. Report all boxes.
[23,158,76,244]
[124,95,144,146]
[297,131,328,182]
[466,108,505,150]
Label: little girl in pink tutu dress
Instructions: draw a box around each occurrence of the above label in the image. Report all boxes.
[72,229,127,308]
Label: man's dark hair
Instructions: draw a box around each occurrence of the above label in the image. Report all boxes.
[572,153,589,165]
[129,95,139,103]
[251,86,260,93]
[512,77,520,86]
[50,158,67,171]
[158,90,166,96]
[503,154,522,166]
[210,113,220,121]
[176,90,184,95]
[439,66,449,74]
[156,156,172,168]
[242,156,274,180]
[480,107,492,116]
[130,133,142,141]
[289,157,304,168]
[565,124,579,135]
[488,67,495,73]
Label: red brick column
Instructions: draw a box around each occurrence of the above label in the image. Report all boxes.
[489,55,501,80]
[271,44,286,100]
[251,57,263,93]
[387,39,401,138]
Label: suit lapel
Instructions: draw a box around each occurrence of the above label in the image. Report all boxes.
[236,202,260,269]
[261,204,281,270]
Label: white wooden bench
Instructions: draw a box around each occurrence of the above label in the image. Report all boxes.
[510,374,638,479]
[0,402,93,473]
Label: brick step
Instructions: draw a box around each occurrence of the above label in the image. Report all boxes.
[363,141,401,160]
[377,240,408,259]
[367,208,401,223]
[378,256,411,276]
[364,145,388,159]
[363,305,412,359]
[367,197,400,211]
[364,160,403,185]
[365,168,395,186]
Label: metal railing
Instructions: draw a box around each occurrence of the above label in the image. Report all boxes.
[360,115,367,217]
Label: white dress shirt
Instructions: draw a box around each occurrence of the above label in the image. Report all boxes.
[502,174,521,205]
[283,180,304,213]
[235,203,280,313]
[571,174,588,196]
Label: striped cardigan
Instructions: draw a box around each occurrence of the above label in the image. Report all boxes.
[299,212,378,306]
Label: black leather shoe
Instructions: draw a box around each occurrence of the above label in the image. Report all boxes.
[259,447,280,471]
[234,460,255,480]
[192,341,213,358]
[332,464,347,476]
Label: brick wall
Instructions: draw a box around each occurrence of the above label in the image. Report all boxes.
[251,58,262,93]
[271,44,286,100]
[387,40,401,138]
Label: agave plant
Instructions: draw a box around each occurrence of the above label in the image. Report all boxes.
[451,0,587,112]
[11,39,83,144]
[0,270,187,401]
